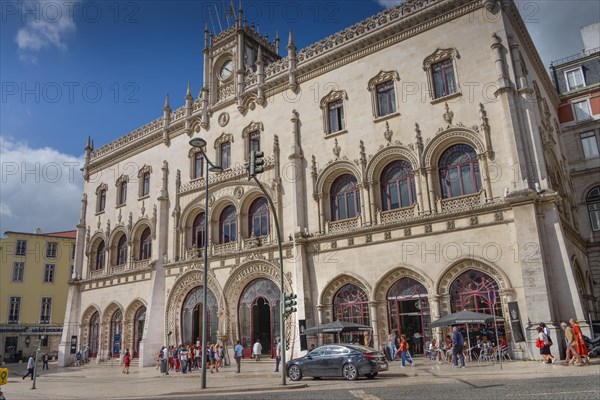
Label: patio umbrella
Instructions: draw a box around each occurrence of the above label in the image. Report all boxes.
[430,310,505,359]
[303,320,372,335]
[429,310,504,328]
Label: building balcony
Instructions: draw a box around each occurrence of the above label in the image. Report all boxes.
[437,190,487,213]
[377,204,419,225]
[325,215,361,234]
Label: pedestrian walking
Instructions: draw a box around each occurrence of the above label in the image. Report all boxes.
[42,352,49,370]
[83,345,89,364]
[536,326,555,364]
[161,345,169,375]
[274,338,282,373]
[387,330,397,361]
[122,349,131,374]
[179,345,189,373]
[570,318,591,365]
[452,326,465,368]
[210,344,219,373]
[252,339,262,362]
[561,322,583,365]
[234,340,243,373]
[395,334,413,367]
[22,354,35,380]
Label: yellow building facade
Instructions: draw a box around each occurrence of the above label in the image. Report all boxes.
[0,230,75,363]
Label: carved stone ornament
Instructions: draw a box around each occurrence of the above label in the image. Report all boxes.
[118,209,122,223]
[384,122,393,144]
[97,216,101,229]
[367,70,400,91]
[443,102,454,126]
[423,48,460,71]
[213,132,234,149]
[218,112,230,127]
[242,121,264,138]
[333,138,341,159]
[425,224,432,233]
[447,220,455,230]
[234,186,244,199]
[311,155,318,179]
[141,201,146,217]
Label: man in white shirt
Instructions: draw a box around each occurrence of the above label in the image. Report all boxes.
[252,339,262,362]
[22,354,35,380]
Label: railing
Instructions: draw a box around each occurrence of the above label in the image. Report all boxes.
[90,269,105,278]
[550,47,600,66]
[437,190,486,213]
[379,204,418,224]
[110,264,126,274]
[131,259,149,270]
[212,241,238,255]
[185,248,205,260]
[326,215,360,234]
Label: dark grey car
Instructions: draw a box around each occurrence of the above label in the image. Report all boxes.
[286,344,388,381]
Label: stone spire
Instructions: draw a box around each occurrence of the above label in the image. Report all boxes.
[256,46,265,105]
[162,95,171,146]
[287,30,297,92]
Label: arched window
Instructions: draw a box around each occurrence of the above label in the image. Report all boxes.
[438,144,481,199]
[192,212,206,248]
[142,172,150,197]
[330,174,361,221]
[98,189,106,212]
[333,283,370,343]
[118,181,127,205]
[219,205,237,244]
[181,286,218,345]
[110,309,123,356]
[449,269,501,316]
[587,187,600,231]
[238,279,281,355]
[381,161,416,210]
[95,240,105,270]
[116,235,128,265]
[249,197,269,237]
[139,228,151,260]
[89,311,100,357]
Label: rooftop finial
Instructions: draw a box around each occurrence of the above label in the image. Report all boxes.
[287,30,294,47]
[185,82,192,101]
[163,94,170,111]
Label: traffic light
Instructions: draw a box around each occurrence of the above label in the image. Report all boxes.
[284,292,297,318]
[247,150,265,180]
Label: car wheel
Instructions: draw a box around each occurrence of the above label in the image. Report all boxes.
[288,364,303,381]
[343,363,359,381]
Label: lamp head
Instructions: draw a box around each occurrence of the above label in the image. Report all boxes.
[189,137,207,148]
[209,165,223,172]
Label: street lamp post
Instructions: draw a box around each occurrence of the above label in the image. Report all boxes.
[189,137,222,389]
[31,335,45,390]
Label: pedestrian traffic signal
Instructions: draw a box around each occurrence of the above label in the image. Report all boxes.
[284,292,297,317]
[247,150,265,180]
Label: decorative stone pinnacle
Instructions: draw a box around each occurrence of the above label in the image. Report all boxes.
[443,102,453,126]
[333,138,341,159]
[384,121,393,144]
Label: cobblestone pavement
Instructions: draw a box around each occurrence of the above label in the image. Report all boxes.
[0,357,598,399]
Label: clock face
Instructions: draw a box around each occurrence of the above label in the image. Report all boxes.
[219,60,233,80]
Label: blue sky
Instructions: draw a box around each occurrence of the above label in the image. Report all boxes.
[1,0,599,234]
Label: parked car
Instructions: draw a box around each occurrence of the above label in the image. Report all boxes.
[286,344,388,381]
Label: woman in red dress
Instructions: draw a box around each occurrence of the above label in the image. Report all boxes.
[122,349,131,374]
[570,318,590,365]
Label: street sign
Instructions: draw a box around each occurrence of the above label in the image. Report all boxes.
[0,368,8,385]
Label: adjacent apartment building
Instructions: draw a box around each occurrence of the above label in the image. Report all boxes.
[0,230,76,363]
[550,21,600,319]
[59,0,595,367]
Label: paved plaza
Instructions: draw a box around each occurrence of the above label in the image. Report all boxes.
[1,357,598,399]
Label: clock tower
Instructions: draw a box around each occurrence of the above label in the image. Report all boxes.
[200,4,281,124]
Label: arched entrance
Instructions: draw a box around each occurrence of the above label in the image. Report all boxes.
[181,286,218,345]
[133,306,146,358]
[449,269,504,342]
[387,277,430,355]
[110,310,123,357]
[238,278,280,357]
[89,312,100,357]
[333,283,370,344]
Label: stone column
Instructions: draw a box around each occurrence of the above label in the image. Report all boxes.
[426,168,436,213]
[368,182,376,225]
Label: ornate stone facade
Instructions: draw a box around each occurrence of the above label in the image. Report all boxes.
[59,0,595,368]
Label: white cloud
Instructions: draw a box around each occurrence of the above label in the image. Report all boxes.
[0,136,84,235]
[15,0,76,62]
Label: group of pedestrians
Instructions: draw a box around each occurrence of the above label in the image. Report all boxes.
[535,319,591,366]
[157,342,225,375]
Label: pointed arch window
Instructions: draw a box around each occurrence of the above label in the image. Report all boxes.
[219,205,237,244]
[381,161,416,210]
[333,283,370,342]
[142,172,150,197]
[139,228,152,260]
[192,212,206,248]
[118,181,127,206]
[94,240,105,270]
[449,269,502,317]
[116,235,128,265]
[330,174,361,221]
[438,144,481,199]
[249,197,269,237]
[587,187,600,231]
